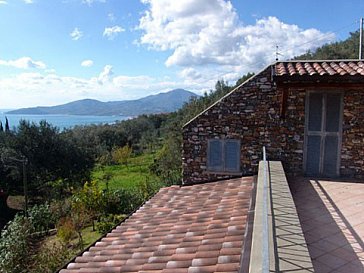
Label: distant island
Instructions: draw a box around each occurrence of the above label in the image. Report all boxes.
[7,89,199,116]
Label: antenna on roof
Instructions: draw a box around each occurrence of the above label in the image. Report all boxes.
[359,17,363,60]
[275,45,283,61]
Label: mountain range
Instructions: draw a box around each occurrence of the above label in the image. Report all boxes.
[7,89,198,116]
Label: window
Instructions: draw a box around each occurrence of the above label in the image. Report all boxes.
[207,139,241,173]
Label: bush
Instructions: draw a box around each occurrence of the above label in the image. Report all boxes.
[96,152,113,166]
[103,188,144,215]
[0,215,31,273]
[136,177,163,200]
[149,136,182,186]
[28,203,55,235]
[30,241,72,273]
[50,198,72,223]
[57,217,76,245]
[96,214,123,234]
[111,145,132,166]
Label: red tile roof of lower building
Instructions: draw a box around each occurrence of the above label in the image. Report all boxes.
[59,177,254,273]
[275,60,364,77]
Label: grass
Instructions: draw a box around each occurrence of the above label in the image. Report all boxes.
[44,225,102,258]
[73,225,102,249]
[92,152,162,190]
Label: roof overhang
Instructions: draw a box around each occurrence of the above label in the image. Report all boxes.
[273,59,364,86]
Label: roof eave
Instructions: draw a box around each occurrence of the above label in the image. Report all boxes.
[274,74,364,84]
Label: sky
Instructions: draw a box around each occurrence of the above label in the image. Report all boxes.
[0,0,363,109]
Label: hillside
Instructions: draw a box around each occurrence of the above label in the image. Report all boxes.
[7,89,198,116]
[294,31,359,60]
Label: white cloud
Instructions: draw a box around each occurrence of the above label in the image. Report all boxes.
[81,59,94,67]
[180,68,201,80]
[139,0,335,81]
[0,1,7,4]
[70,27,83,40]
[97,65,113,84]
[0,57,46,69]
[24,0,34,3]
[103,25,125,40]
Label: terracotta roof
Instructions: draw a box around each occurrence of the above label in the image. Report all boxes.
[275,60,364,77]
[60,177,254,273]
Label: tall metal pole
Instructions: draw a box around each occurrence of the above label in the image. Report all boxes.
[22,157,28,218]
[360,17,363,60]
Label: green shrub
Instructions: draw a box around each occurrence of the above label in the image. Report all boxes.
[30,241,72,273]
[56,217,76,244]
[111,145,132,166]
[103,188,144,215]
[0,215,31,273]
[50,198,72,223]
[96,214,123,234]
[96,152,113,166]
[28,203,55,235]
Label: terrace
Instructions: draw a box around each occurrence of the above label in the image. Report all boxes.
[290,177,364,272]
[252,159,364,273]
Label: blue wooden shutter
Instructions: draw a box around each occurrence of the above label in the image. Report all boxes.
[224,140,240,172]
[306,135,321,176]
[208,140,223,171]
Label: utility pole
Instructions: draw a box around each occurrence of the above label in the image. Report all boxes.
[360,17,363,60]
[22,157,28,218]
[7,156,29,217]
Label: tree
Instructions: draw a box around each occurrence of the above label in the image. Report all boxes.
[5,116,9,132]
[234,72,255,87]
[150,135,182,186]
[71,181,103,231]
[112,145,132,166]
[0,120,93,198]
[295,31,360,60]
[70,202,89,250]
[0,121,3,132]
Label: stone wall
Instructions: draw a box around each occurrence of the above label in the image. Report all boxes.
[341,90,364,178]
[182,65,364,184]
[182,66,287,184]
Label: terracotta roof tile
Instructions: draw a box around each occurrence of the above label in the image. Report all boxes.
[275,60,364,78]
[59,177,253,273]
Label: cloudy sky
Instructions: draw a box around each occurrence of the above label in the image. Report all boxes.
[0,0,363,108]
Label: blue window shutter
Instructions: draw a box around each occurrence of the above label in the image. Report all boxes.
[208,140,223,170]
[224,140,240,172]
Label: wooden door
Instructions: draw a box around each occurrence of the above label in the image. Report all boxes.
[304,92,343,177]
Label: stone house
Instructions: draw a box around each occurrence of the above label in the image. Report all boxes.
[182,60,364,184]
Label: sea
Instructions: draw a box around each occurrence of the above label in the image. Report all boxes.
[0,110,130,130]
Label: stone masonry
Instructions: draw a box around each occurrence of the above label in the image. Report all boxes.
[182,63,364,184]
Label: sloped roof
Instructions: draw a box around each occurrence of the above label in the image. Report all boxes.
[274,60,364,81]
[60,177,254,273]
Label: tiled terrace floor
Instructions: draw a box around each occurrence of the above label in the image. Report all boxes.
[289,178,364,273]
